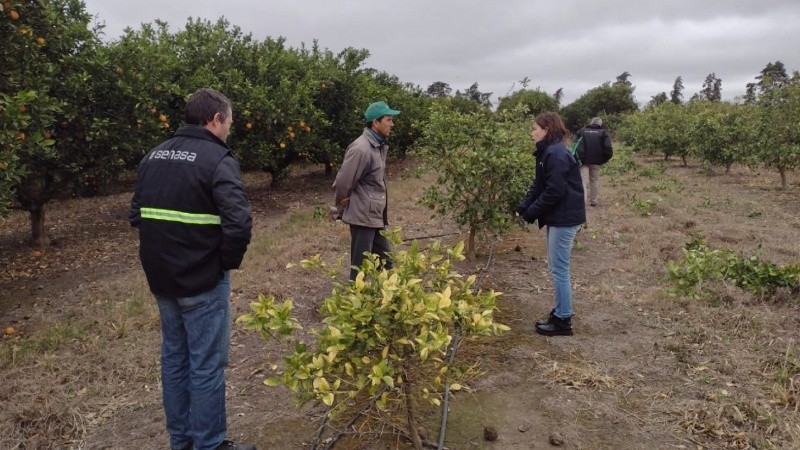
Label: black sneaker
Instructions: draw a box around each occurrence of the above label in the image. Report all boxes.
[216,441,256,450]
[535,315,573,336]
[536,309,555,326]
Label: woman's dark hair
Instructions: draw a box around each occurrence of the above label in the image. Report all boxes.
[185,88,231,125]
[534,111,570,144]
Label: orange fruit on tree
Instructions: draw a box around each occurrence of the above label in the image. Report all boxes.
[36,37,46,46]
[287,126,294,132]
[245,122,253,130]
[299,120,306,128]
[15,131,25,141]
[162,122,170,129]
[159,114,168,123]
[279,142,286,149]
[18,104,26,113]
[9,9,19,20]
[289,132,296,140]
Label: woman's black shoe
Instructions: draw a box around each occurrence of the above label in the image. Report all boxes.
[535,316,573,336]
[536,309,555,326]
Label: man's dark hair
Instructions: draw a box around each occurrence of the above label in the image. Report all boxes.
[185,88,231,125]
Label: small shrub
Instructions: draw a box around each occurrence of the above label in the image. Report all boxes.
[668,241,800,298]
[238,229,508,449]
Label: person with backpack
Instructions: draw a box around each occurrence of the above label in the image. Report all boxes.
[575,117,613,207]
[516,112,586,336]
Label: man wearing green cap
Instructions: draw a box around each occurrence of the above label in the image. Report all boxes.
[334,101,400,280]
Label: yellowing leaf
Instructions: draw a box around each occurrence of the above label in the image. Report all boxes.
[322,392,335,406]
[264,378,281,386]
[438,286,452,309]
[450,383,462,391]
[313,377,330,391]
[354,272,365,290]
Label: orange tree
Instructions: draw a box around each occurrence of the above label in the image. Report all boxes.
[415,104,533,258]
[101,20,182,170]
[618,101,695,165]
[365,71,431,158]
[1,0,125,246]
[688,101,759,174]
[755,81,800,189]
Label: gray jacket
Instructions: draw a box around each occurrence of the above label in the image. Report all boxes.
[333,129,388,228]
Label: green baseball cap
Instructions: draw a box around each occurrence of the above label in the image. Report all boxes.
[364,101,400,122]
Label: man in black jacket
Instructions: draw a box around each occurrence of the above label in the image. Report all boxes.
[130,88,254,450]
[575,117,613,207]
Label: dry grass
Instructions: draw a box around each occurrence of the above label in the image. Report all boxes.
[1,151,800,449]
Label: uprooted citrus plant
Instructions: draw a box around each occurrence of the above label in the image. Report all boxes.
[238,229,509,449]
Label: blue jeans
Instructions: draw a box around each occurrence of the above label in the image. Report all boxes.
[546,225,580,319]
[156,271,231,450]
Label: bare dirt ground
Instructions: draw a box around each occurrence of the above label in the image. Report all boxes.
[1,151,799,450]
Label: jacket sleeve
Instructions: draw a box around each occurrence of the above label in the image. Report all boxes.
[212,155,252,270]
[522,151,569,223]
[602,131,613,162]
[334,143,369,212]
[516,180,539,215]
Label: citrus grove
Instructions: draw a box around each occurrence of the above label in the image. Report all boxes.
[2,1,800,448]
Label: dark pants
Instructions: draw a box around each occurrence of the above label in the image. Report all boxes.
[349,225,393,280]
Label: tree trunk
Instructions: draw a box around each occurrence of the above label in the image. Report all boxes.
[466,227,477,260]
[779,167,787,189]
[29,205,49,248]
[402,368,424,450]
[681,155,688,167]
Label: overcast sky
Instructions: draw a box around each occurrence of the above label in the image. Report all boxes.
[81,0,800,107]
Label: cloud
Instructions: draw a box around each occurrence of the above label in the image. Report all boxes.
[84,0,800,106]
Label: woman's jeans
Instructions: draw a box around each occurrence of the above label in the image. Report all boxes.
[546,225,580,319]
[156,271,231,450]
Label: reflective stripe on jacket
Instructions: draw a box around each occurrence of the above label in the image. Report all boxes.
[130,125,252,297]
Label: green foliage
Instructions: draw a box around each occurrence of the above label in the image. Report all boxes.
[414,103,533,257]
[1,0,125,243]
[496,88,558,117]
[688,102,758,172]
[560,82,638,131]
[238,231,508,441]
[237,294,303,342]
[631,196,656,216]
[618,102,694,164]
[2,8,428,241]
[600,144,637,175]
[668,241,800,298]
[755,82,800,188]
[0,91,33,216]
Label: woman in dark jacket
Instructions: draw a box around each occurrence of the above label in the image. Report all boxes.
[517,112,586,336]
